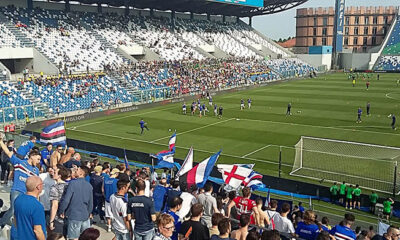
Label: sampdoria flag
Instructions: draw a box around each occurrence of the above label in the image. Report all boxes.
[264,187,271,208]
[243,171,265,190]
[152,133,176,168]
[217,164,253,189]
[180,150,221,189]
[175,147,193,178]
[40,121,66,146]
[124,149,129,170]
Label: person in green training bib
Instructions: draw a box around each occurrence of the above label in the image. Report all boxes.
[346,184,353,209]
[383,198,394,220]
[352,184,361,210]
[330,182,339,203]
[339,181,346,205]
[369,191,379,214]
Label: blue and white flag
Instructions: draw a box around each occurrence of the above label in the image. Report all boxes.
[40,121,66,146]
[152,133,176,168]
[243,170,265,190]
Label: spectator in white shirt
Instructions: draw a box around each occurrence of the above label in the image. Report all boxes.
[273,202,295,237]
[109,180,131,240]
[178,184,198,221]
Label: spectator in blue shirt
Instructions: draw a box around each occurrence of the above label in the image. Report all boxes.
[14,176,46,240]
[40,143,53,171]
[104,168,120,232]
[16,136,36,159]
[59,166,93,240]
[330,214,356,240]
[165,196,183,240]
[0,136,40,227]
[153,178,168,212]
[295,210,321,240]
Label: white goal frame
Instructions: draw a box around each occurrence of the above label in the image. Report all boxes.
[290,136,400,195]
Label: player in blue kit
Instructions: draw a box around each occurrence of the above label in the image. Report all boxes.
[209,96,213,106]
[356,107,362,123]
[247,98,252,109]
[199,104,203,117]
[389,114,397,130]
[240,99,245,110]
[214,104,218,116]
[202,103,207,116]
[182,102,187,115]
[139,119,149,134]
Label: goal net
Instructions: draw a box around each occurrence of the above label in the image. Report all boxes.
[291,136,400,194]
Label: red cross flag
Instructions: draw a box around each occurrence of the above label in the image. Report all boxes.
[217,164,254,189]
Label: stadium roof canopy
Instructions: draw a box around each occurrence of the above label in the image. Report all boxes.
[50,0,309,17]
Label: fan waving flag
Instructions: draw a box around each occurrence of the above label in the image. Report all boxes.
[180,150,221,189]
[243,171,265,190]
[217,164,253,189]
[40,121,66,146]
[152,133,176,169]
[123,149,130,170]
[176,147,193,178]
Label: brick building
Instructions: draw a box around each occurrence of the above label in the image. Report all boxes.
[295,6,398,54]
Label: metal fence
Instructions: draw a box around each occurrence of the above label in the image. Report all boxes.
[0,104,45,125]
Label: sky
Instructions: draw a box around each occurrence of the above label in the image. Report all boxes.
[242,0,399,40]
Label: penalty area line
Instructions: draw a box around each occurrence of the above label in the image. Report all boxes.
[150,118,235,143]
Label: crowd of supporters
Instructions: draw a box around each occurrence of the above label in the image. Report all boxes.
[0,133,395,240]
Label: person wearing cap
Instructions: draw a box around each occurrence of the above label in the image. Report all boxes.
[104,168,120,232]
[90,165,105,223]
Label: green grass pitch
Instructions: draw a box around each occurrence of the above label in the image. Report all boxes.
[66,73,400,191]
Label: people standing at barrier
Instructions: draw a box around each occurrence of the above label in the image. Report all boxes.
[16,135,36,159]
[330,182,339,203]
[352,184,361,210]
[383,198,394,221]
[0,139,14,185]
[369,191,379,214]
[0,135,40,227]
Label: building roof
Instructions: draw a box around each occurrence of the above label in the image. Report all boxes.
[278,38,296,48]
[50,0,309,17]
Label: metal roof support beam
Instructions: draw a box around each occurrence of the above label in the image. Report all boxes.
[65,0,70,12]
[249,16,252,27]
[207,13,210,21]
[124,0,129,16]
[190,12,194,20]
[171,10,175,32]
[97,3,102,13]
[150,8,154,17]
[27,0,33,9]
[222,15,226,23]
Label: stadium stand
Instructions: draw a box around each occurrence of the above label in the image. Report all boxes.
[0,6,316,123]
[2,7,124,72]
[373,14,400,71]
[24,74,132,114]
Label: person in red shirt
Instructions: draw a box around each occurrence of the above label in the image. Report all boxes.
[226,187,259,226]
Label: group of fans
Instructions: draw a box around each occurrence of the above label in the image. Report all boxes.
[0,132,397,240]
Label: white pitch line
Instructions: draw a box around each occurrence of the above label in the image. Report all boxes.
[386,92,400,100]
[242,145,271,158]
[72,105,177,129]
[67,128,292,167]
[150,118,235,143]
[238,118,400,137]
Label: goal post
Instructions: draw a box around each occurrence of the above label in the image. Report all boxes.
[290,136,400,195]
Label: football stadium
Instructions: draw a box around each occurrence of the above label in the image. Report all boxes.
[1,0,400,239]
